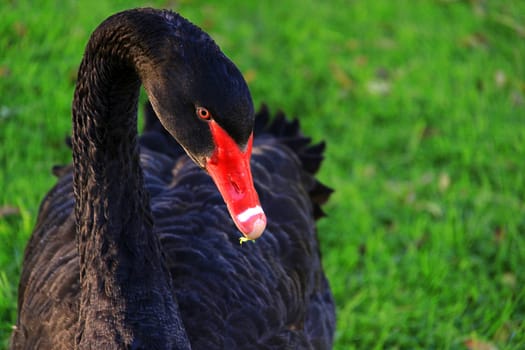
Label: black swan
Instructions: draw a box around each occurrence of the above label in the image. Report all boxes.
[11,8,335,349]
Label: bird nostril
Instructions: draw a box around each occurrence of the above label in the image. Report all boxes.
[231,180,242,194]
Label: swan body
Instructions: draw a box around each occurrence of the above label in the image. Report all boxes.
[11,8,335,349]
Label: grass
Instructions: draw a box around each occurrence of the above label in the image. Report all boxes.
[1,0,524,349]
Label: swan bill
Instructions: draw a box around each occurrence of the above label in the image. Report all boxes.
[205,120,267,239]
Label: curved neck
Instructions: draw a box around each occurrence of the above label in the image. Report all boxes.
[72,10,189,349]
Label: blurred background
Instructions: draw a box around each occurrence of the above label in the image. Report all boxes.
[1,0,524,349]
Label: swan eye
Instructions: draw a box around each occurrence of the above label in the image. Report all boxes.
[196,107,211,120]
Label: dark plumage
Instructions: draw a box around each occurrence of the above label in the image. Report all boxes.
[11,8,335,350]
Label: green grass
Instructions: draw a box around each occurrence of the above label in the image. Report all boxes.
[1,0,524,349]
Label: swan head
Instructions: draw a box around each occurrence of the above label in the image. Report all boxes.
[141,16,266,240]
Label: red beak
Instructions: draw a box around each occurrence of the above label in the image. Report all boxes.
[205,120,267,240]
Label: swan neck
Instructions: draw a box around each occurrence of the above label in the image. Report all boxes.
[71,10,190,349]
